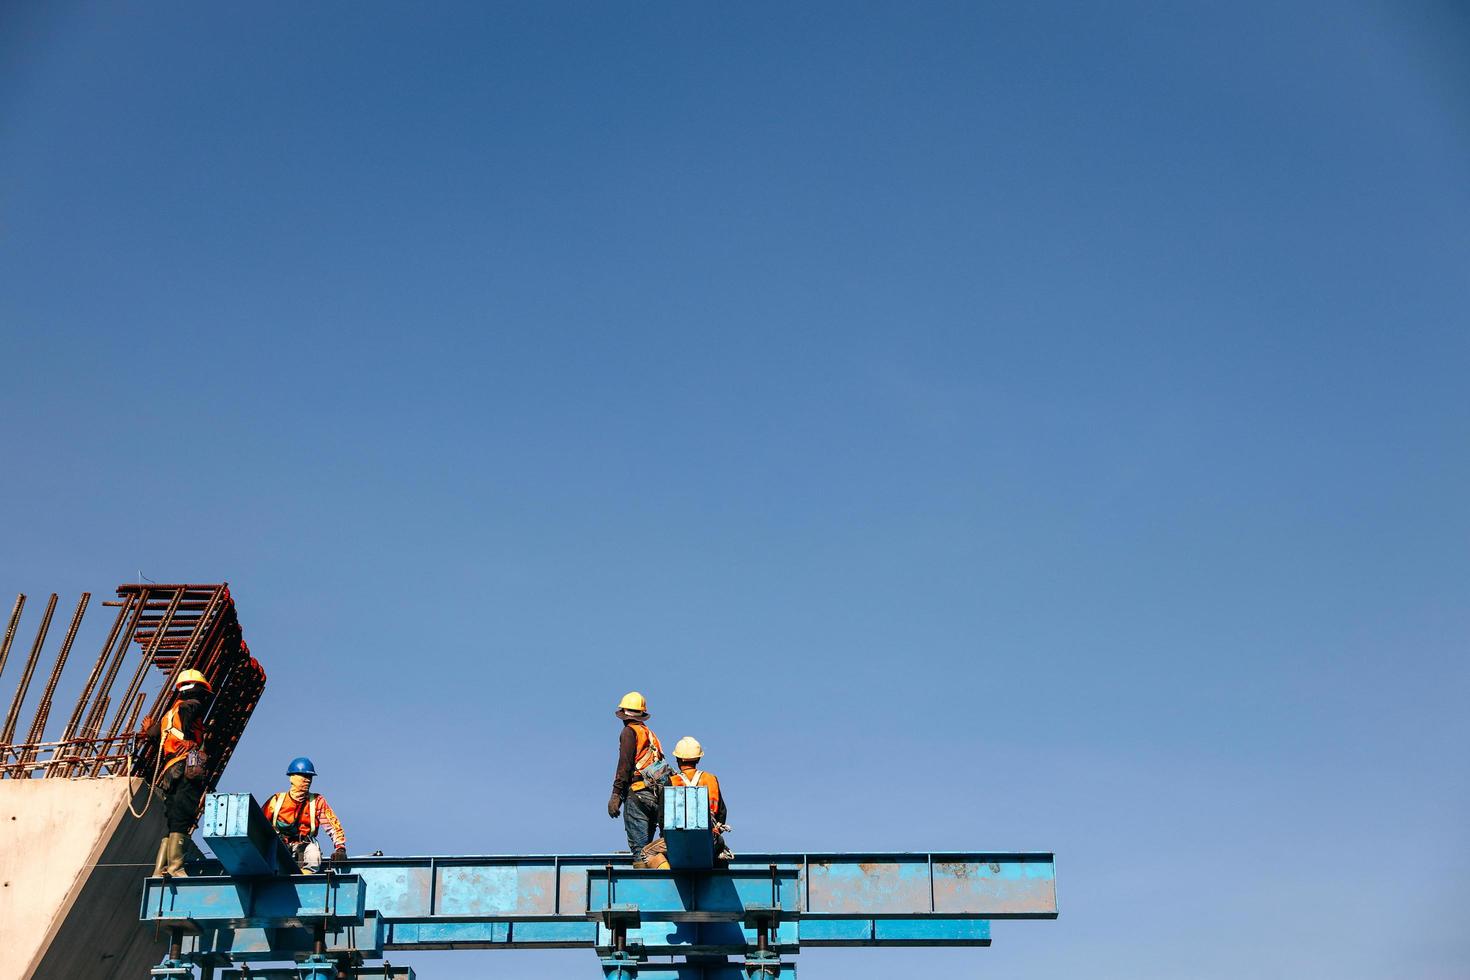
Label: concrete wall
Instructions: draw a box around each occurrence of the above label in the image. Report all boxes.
[0,777,169,979]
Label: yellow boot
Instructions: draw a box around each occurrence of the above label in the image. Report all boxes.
[151,837,169,877]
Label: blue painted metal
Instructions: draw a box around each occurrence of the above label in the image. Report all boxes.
[339,850,1054,931]
[146,795,1053,976]
[140,873,366,928]
[586,867,800,920]
[201,793,295,877]
[799,917,991,945]
[663,786,713,869]
[190,911,385,962]
[218,967,412,980]
[599,957,795,979]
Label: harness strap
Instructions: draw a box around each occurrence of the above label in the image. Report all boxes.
[271,792,316,841]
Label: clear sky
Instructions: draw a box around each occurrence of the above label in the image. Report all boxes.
[2,2,1467,977]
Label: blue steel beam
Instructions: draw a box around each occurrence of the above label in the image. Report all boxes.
[190,911,385,962]
[342,850,1055,926]
[149,855,1034,955]
[586,867,800,921]
[601,962,797,979]
[202,793,297,876]
[217,970,410,980]
[663,786,713,869]
[140,874,366,929]
[336,852,1040,953]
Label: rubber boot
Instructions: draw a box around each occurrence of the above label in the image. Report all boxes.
[164,832,189,878]
[151,836,169,877]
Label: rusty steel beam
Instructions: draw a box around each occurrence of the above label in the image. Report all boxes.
[0,594,25,683]
[1,593,57,747]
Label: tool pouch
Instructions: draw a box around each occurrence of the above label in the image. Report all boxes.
[184,747,208,780]
[638,759,675,789]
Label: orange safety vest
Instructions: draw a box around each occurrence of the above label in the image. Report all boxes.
[159,702,204,774]
[630,722,664,792]
[266,792,321,839]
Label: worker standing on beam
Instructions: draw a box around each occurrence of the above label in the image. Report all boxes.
[608,691,671,866]
[142,669,213,878]
[670,736,734,863]
[263,757,347,873]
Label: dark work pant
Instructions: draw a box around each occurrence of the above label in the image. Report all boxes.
[622,788,660,857]
[158,761,205,834]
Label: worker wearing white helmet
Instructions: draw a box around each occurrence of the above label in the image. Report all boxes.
[670,736,733,864]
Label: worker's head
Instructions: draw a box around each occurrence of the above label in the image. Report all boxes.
[286,756,316,792]
[673,736,703,762]
[615,691,649,721]
[174,669,212,696]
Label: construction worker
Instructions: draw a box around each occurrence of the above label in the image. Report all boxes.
[262,757,347,873]
[608,691,671,866]
[142,668,213,878]
[669,736,733,863]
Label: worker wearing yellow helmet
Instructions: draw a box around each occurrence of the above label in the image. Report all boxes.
[670,736,733,864]
[141,669,214,878]
[608,692,672,866]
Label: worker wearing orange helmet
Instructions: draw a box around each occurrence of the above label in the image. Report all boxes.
[670,736,733,863]
[608,691,671,866]
[142,668,213,877]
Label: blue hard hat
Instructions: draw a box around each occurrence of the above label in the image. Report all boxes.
[286,757,317,777]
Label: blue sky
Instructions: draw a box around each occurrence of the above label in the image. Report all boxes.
[2,2,1467,977]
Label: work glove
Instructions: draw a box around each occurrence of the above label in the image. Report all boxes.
[331,847,347,862]
[607,792,622,819]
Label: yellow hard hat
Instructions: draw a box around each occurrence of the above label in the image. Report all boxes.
[617,691,648,713]
[673,736,703,760]
[175,669,212,694]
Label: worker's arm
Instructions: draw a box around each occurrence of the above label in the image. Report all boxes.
[315,796,347,852]
[608,726,637,817]
[611,726,637,797]
[709,775,727,827]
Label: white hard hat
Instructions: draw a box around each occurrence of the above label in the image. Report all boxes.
[673,736,703,760]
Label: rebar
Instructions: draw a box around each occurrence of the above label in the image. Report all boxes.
[0,594,25,683]
[1,593,57,746]
[6,581,261,784]
[159,585,227,695]
[24,593,89,749]
[102,586,186,746]
[124,691,146,739]
[54,594,133,771]
[77,590,149,775]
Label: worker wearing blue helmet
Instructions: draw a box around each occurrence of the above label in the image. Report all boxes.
[262,756,347,873]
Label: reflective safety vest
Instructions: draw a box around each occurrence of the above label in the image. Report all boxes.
[266,792,321,840]
[159,702,204,774]
[630,723,664,792]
